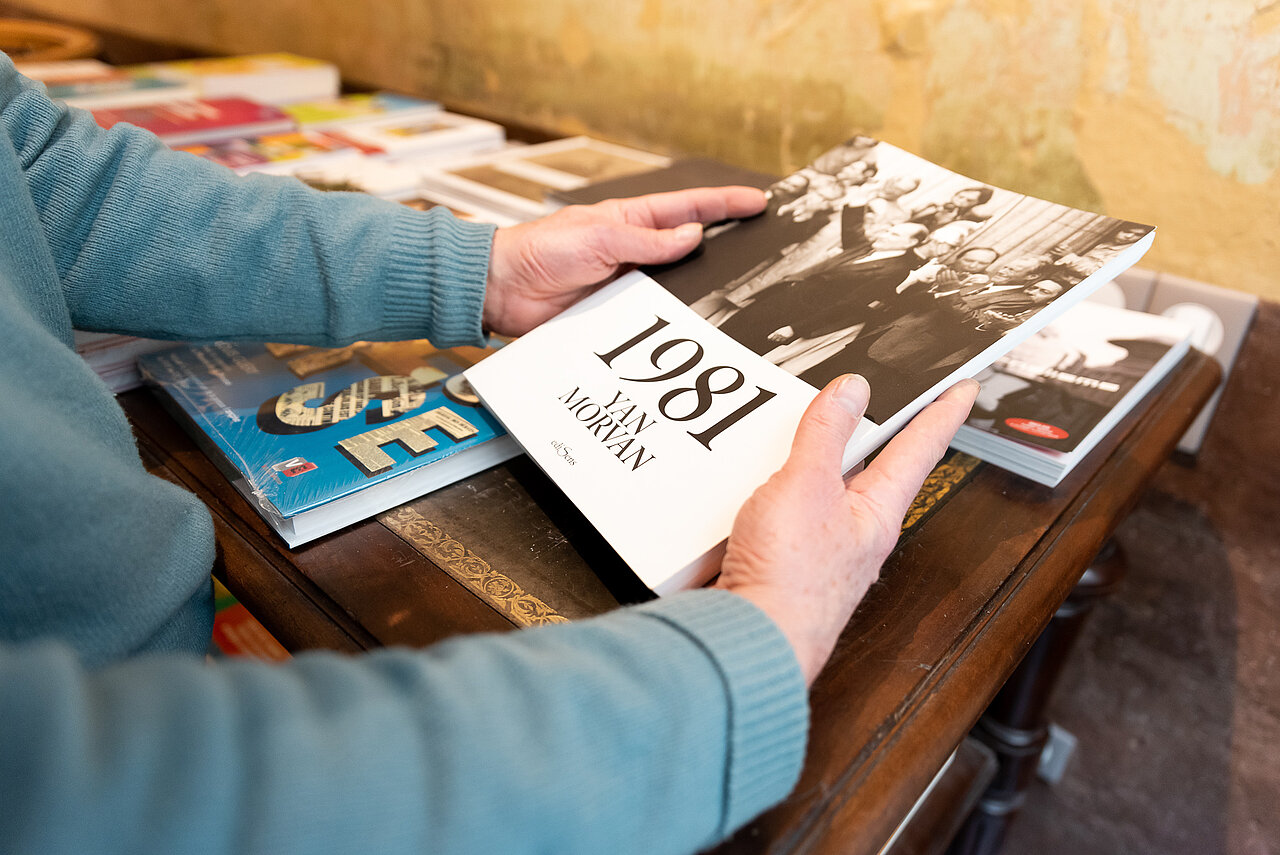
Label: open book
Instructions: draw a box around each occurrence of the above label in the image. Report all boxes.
[465,136,1155,594]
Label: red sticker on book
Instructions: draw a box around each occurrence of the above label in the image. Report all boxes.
[281,461,317,477]
[1004,418,1069,440]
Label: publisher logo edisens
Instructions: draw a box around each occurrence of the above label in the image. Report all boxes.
[550,440,576,465]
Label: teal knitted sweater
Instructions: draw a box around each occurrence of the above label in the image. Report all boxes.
[0,55,807,855]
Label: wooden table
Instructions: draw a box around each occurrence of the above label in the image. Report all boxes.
[122,349,1221,855]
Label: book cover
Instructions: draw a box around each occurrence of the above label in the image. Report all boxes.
[175,130,360,174]
[126,52,341,105]
[140,339,519,547]
[210,578,290,661]
[91,97,296,147]
[419,137,673,221]
[282,91,442,130]
[465,135,1156,594]
[952,301,1193,485]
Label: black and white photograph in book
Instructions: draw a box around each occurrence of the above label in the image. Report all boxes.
[652,136,1155,424]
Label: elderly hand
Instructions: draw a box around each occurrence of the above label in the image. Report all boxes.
[482,187,768,336]
[716,374,978,685]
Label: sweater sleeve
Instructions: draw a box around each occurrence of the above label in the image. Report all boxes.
[0,55,494,349]
[0,590,808,855]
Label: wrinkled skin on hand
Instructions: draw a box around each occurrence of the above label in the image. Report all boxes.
[482,186,767,336]
[717,375,978,685]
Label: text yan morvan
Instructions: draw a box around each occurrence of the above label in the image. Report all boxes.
[558,387,656,471]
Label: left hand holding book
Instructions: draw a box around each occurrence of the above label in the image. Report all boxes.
[483,186,768,335]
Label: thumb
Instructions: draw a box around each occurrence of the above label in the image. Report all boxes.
[592,221,704,268]
[787,374,869,473]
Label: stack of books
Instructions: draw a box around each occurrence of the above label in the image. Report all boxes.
[949,300,1194,486]
[15,58,196,108]
[122,53,342,105]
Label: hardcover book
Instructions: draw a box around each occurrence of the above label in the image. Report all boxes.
[139,339,519,547]
[951,300,1193,486]
[465,135,1156,594]
[91,97,296,147]
[419,137,673,221]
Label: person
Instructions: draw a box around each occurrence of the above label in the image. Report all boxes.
[861,174,921,237]
[0,53,977,855]
[908,185,994,231]
[714,221,929,356]
[960,278,1066,331]
[896,246,999,296]
[1048,223,1150,283]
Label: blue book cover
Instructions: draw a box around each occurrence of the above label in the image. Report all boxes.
[140,339,518,546]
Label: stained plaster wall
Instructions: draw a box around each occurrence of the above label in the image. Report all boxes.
[13,0,1279,300]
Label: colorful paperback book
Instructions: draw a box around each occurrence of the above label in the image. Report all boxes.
[16,58,197,109]
[282,91,441,130]
[126,53,340,105]
[950,300,1193,486]
[140,339,518,547]
[175,130,360,174]
[465,135,1156,594]
[211,579,290,661]
[91,97,296,147]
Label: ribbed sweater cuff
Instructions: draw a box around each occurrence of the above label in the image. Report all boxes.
[382,207,496,347]
[634,589,809,837]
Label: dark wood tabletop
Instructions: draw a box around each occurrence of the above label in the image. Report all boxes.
[122,348,1221,855]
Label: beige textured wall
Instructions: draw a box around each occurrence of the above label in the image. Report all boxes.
[12,0,1280,299]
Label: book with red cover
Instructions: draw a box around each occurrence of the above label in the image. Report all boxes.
[91,97,296,147]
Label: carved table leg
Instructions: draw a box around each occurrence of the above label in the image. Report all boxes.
[947,538,1127,855]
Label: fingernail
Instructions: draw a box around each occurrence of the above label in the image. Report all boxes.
[833,374,870,415]
[675,222,703,240]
